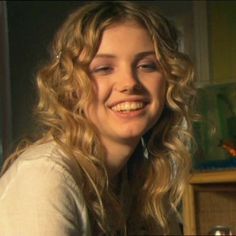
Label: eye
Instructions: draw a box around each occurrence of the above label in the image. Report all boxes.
[137,62,158,72]
[91,66,114,75]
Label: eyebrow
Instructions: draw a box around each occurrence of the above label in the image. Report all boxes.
[94,51,156,59]
[135,51,156,60]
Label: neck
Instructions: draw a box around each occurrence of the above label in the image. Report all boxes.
[102,138,139,178]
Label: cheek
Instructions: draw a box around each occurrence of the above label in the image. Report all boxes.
[158,80,166,103]
[92,80,113,105]
[84,81,110,118]
[148,77,166,101]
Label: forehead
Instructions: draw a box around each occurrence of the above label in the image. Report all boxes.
[96,20,154,54]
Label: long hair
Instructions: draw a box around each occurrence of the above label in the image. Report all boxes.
[1,1,197,235]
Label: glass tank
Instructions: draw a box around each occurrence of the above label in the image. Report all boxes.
[193,82,236,171]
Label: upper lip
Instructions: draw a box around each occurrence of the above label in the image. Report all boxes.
[108,97,150,108]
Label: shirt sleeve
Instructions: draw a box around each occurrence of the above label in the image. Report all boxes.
[0,157,90,236]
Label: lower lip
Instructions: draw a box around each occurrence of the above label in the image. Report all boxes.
[110,106,147,118]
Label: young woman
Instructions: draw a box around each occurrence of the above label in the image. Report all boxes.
[0,1,196,235]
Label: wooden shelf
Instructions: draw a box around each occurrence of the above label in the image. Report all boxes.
[183,170,236,235]
[189,170,236,184]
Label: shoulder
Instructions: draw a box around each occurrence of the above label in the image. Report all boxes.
[2,141,78,181]
[0,141,91,235]
[0,141,82,202]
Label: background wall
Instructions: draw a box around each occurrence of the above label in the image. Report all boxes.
[6,1,83,146]
[208,1,236,84]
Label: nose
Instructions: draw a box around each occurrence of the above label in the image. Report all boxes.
[115,67,142,93]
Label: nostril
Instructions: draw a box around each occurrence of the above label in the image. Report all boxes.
[115,83,144,93]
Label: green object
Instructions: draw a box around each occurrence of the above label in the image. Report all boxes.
[193,82,236,170]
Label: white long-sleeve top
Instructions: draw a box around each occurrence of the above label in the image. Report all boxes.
[0,141,91,236]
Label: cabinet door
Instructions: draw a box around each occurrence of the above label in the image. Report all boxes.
[183,171,236,235]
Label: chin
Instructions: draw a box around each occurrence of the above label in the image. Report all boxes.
[117,129,145,140]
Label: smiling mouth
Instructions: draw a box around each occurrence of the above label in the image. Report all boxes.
[111,102,146,112]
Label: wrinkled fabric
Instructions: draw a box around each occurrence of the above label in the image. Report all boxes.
[0,142,91,236]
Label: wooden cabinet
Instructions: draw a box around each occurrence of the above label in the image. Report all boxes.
[183,170,236,235]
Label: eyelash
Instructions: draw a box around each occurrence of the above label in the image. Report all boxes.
[93,66,113,74]
[137,63,158,72]
[91,62,158,75]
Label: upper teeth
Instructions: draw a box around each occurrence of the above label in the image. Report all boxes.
[111,102,145,112]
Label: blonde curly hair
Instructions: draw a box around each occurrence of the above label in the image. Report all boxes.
[1,1,197,235]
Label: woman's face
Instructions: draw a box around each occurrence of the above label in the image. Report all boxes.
[86,20,166,147]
